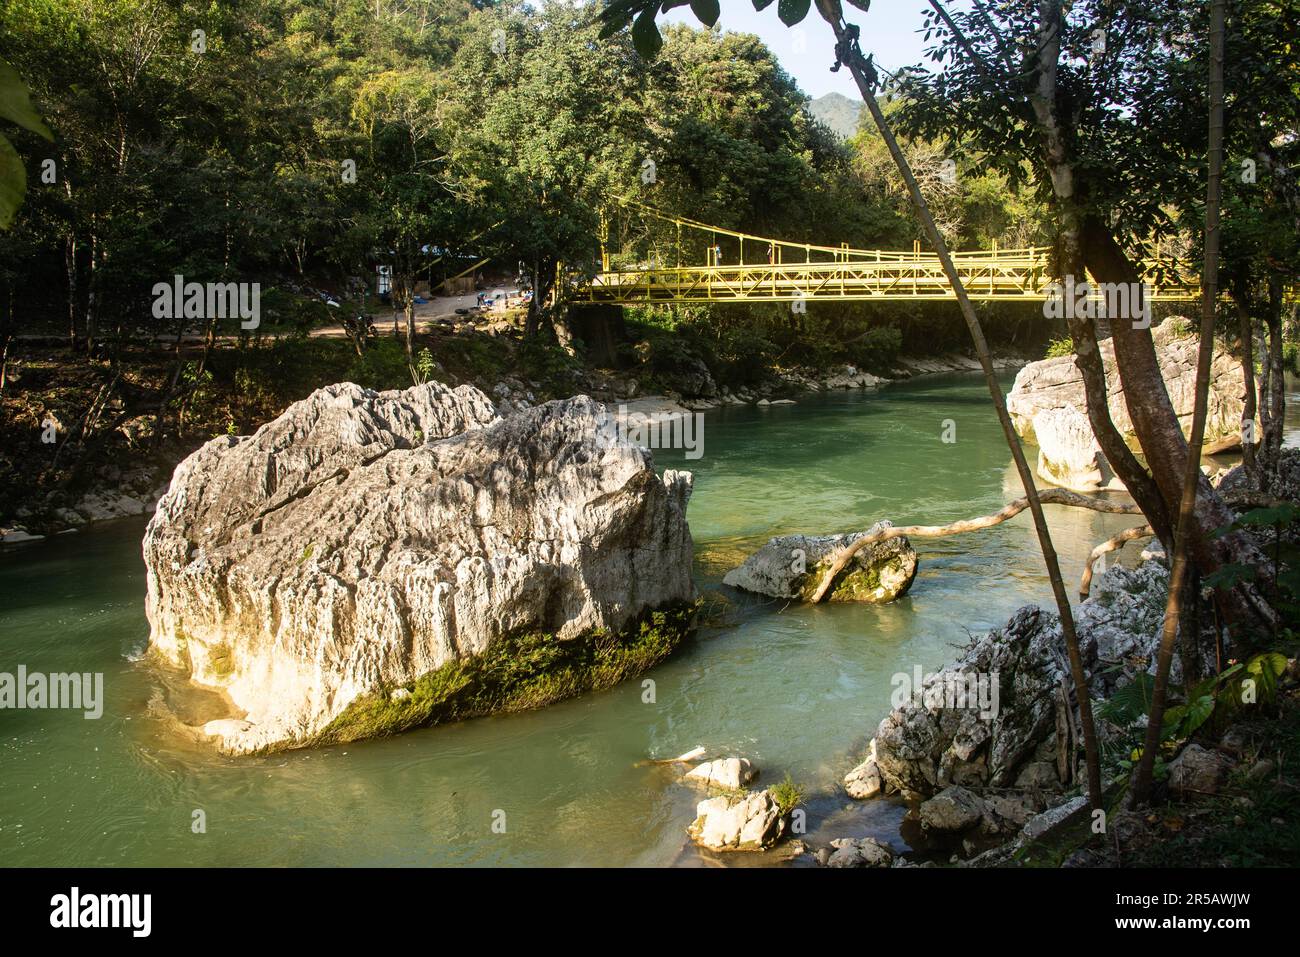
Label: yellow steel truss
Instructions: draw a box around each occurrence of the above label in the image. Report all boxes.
[574,199,1202,304]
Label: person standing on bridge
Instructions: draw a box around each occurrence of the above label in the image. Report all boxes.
[712,243,721,267]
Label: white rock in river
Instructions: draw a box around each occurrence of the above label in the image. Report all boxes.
[844,738,883,799]
[143,381,696,755]
[688,789,786,851]
[722,522,917,603]
[823,836,894,868]
[684,757,756,789]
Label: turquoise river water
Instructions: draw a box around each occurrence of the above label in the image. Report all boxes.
[0,372,1234,866]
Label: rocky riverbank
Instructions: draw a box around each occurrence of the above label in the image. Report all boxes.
[1,350,1030,545]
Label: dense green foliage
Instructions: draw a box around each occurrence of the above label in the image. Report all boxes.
[0,0,1050,346]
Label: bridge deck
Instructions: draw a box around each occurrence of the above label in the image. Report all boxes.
[574,257,1199,304]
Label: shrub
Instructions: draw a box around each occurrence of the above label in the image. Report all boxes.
[769,773,805,817]
[1045,336,1074,359]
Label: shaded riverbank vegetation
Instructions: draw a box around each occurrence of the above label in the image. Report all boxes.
[0,0,1062,527]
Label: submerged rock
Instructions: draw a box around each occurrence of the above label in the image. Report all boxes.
[722,523,917,603]
[822,837,894,868]
[1007,317,1250,457]
[143,381,696,754]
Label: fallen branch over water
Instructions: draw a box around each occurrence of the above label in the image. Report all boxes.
[808,489,1142,604]
[809,488,1293,605]
[1079,525,1155,598]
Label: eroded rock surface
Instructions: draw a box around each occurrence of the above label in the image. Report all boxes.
[1008,317,1250,463]
[1167,744,1234,798]
[1031,405,1122,492]
[688,789,786,851]
[868,560,1175,798]
[144,381,695,754]
[821,837,894,868]
[684,758,757,790]
[722,523,917,603]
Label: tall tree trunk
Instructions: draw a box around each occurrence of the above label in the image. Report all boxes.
[405,295,416,367]
[85,221,99,358]
[1131,0,1226,807]
[1081,220,1275,635]
[525,257,556,340]
[64,233,78,348]
[1232,294,1259,486]
[819,4,1104,810]
[1259,277,1286,487]
[1023,0,1173,547]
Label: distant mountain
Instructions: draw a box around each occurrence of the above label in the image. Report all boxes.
[810,92,865,140]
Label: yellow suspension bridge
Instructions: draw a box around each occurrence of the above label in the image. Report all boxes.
[573,199,1201,305]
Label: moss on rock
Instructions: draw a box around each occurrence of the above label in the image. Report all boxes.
[797,555,912,603]
[312,603,697,747]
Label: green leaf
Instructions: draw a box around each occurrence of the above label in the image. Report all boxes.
[1177,695,1216,739]
[1203,562,1256,590]
[777,0,812,26]
[1236,504,1300,527]
[631,8,664,59]
[1247,651,1287,680]
[1097,672,1155,727]
[0,131,24,229]
[752,0,777,10]
[845,0,871,10]
[0,58,52,141]
[598,12,634,39]
[690,0,721,27]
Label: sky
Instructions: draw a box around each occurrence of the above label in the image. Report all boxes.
[662,0,936,100]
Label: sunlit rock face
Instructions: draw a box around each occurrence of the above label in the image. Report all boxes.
[1030,405,1124,493]
[870,560,1176,798]
[143,381,695,754]
[1008,317,1251,467]
[721,523,918,603]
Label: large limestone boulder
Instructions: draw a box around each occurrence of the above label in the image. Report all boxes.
[722,523,917,603]
[1007,317,1250,464]
[919,785,986,833]
[870,560,1174,798]
[143,381,696,755]
[1031,405,1123,492]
